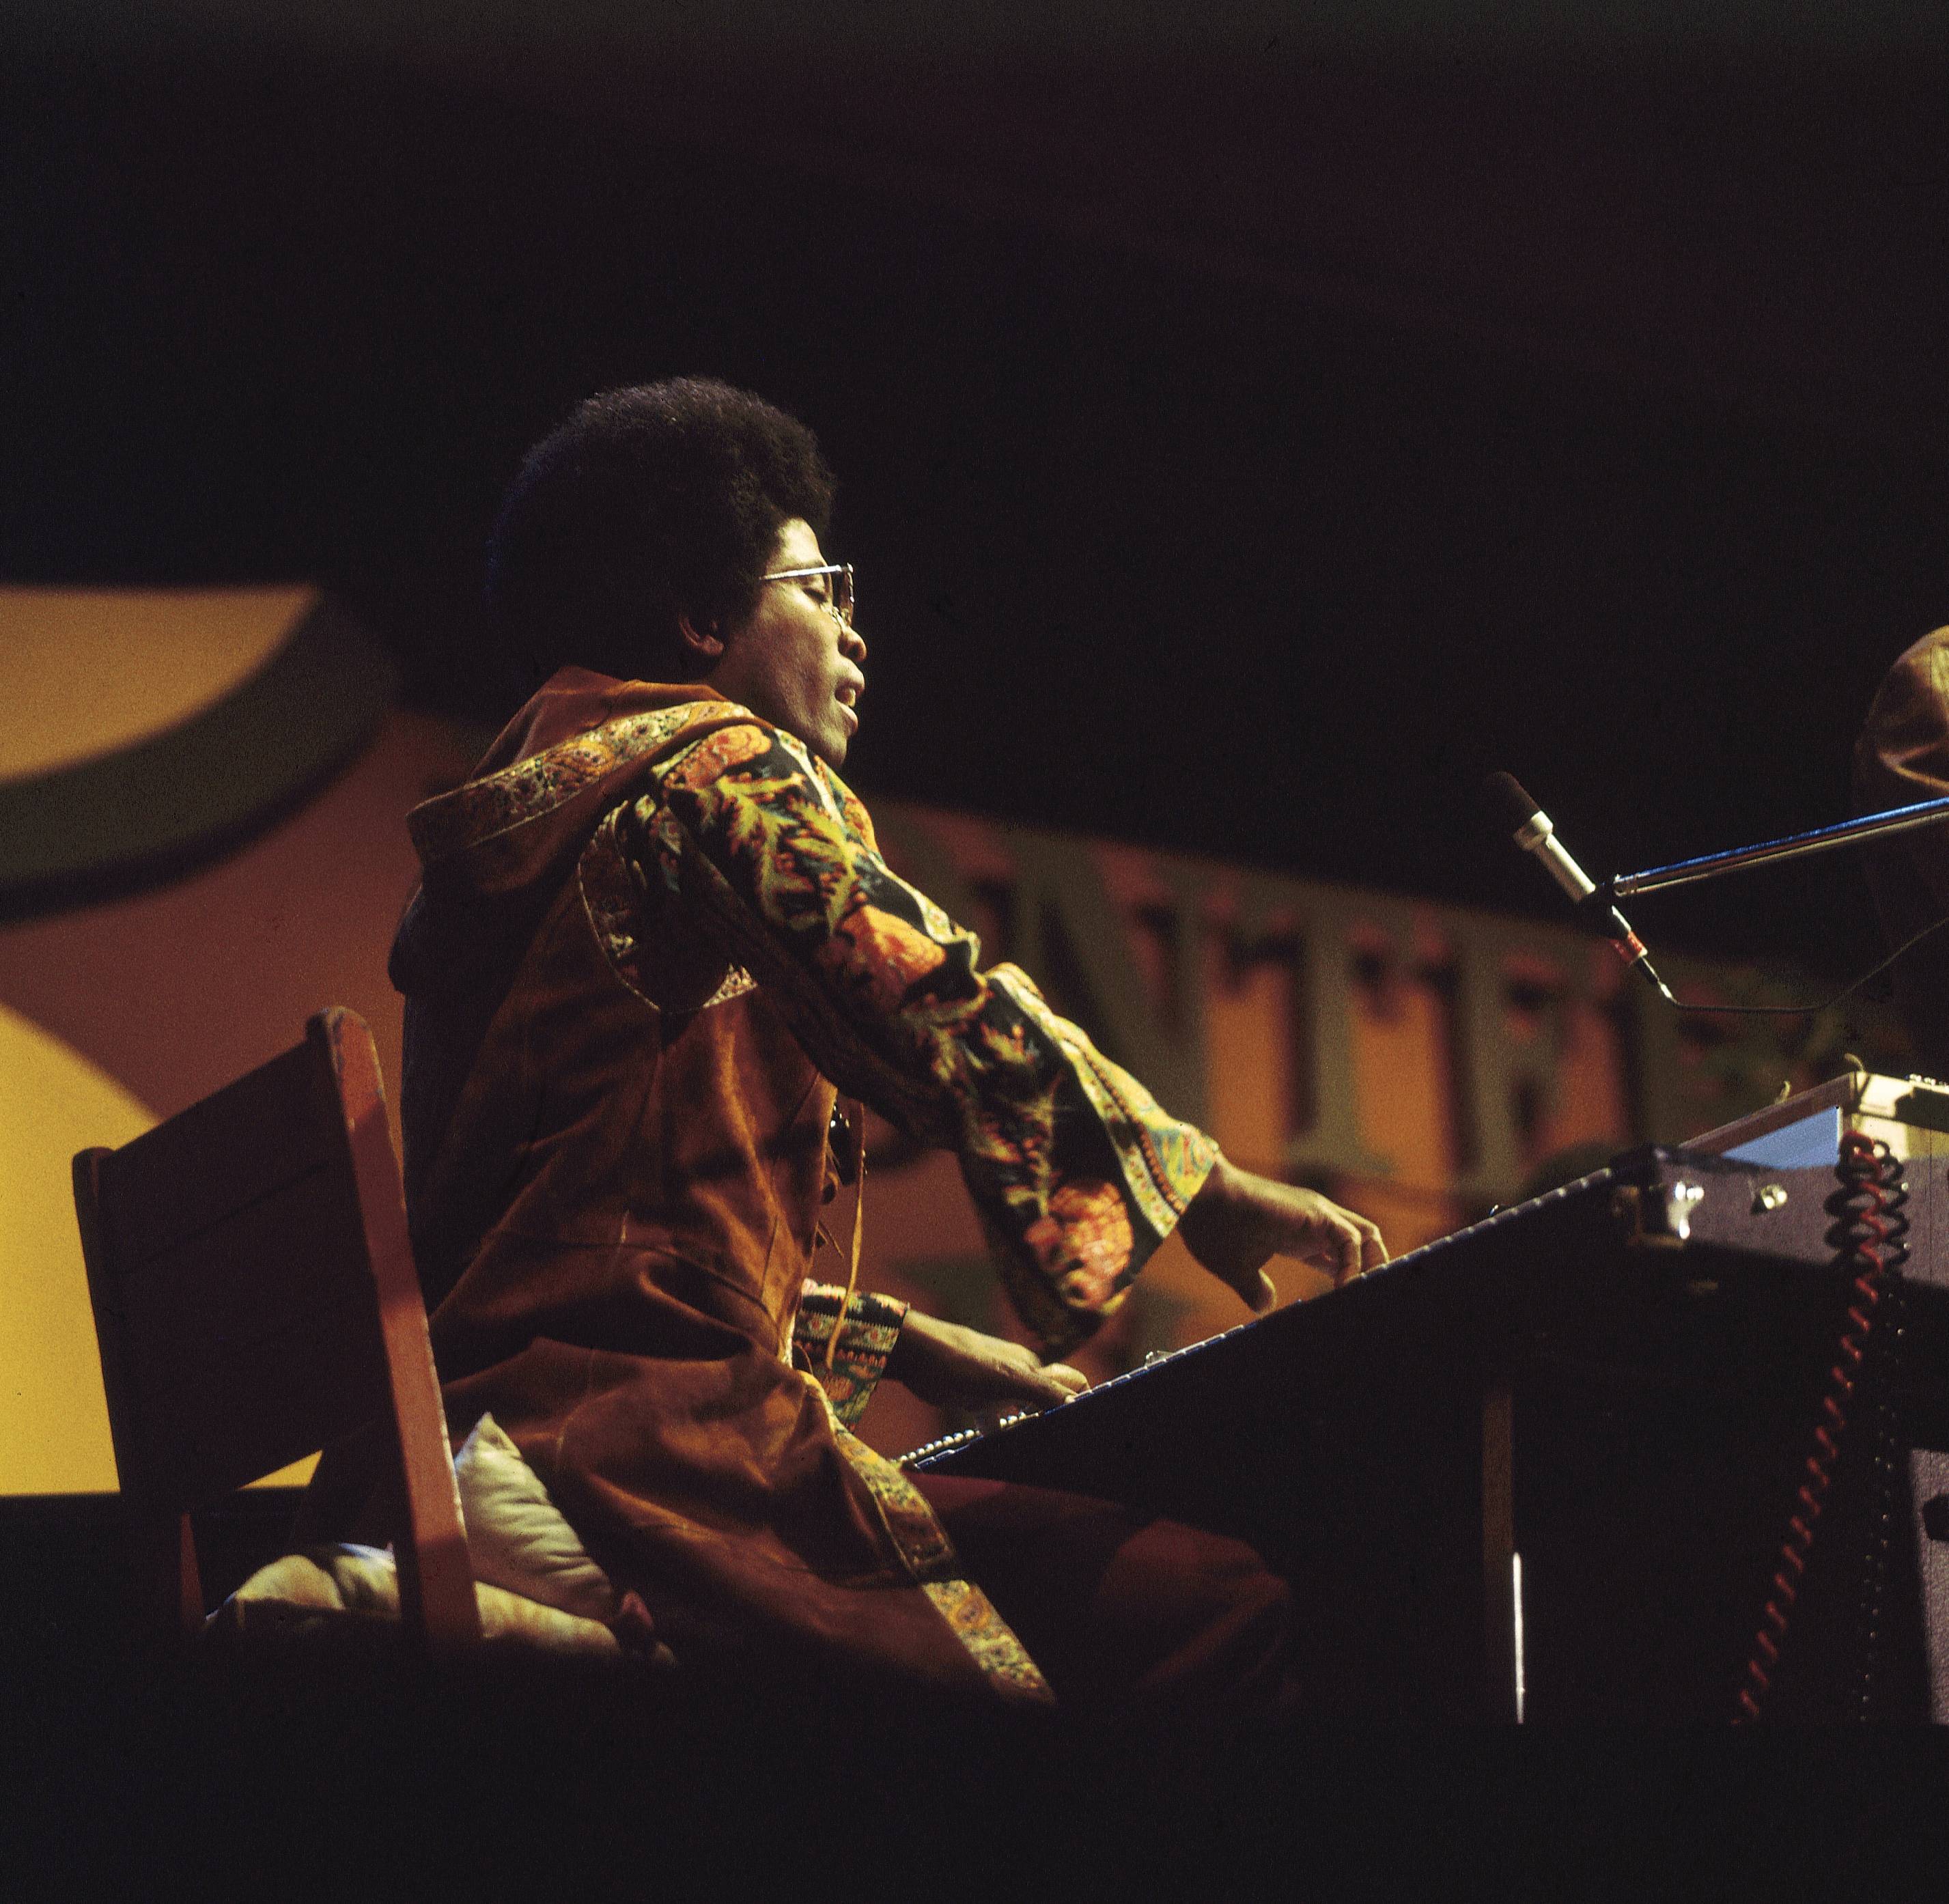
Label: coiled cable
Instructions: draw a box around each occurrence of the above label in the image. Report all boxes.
[1733,1131,1907,1722]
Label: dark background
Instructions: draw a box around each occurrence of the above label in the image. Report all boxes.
[6,3,1946,981]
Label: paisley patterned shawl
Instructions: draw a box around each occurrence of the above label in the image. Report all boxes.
[631,719,1219,1358]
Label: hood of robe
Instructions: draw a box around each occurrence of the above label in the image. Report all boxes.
[389,668,736,999]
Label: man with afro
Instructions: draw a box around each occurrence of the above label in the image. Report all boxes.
[371,376,1386,1716]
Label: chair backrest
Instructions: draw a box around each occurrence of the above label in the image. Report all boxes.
[72,1007,482,1652]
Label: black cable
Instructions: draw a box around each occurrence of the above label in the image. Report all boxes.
[1665,911,1949,1018]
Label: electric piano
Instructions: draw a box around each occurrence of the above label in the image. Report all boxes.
[910,1073,1949,1722]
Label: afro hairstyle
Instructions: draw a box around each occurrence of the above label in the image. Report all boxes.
[486,378,836,692]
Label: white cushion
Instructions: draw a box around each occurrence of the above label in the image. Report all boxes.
[453,1413,619,1624]
[219,1545,621,1657]
[210,1412,626,1656]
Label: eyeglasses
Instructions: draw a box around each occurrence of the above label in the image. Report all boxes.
[761,563,855,628]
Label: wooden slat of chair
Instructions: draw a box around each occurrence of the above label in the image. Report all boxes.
[72,1007,483,1653]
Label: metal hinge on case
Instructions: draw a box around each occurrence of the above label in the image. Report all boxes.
[1612,1177,1706,1248]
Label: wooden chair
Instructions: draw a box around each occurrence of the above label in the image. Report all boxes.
[72,1007,483,1653]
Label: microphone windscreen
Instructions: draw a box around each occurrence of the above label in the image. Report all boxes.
[1482,771,1542,832]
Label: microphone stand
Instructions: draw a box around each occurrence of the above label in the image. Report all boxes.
[1606,794,1949,903]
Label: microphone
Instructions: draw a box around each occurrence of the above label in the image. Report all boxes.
[1485,772,1675,1004]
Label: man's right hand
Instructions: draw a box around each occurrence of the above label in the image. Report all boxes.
[885,1311,1089,1414]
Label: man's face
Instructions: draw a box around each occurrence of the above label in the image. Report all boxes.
[705,518,867,770]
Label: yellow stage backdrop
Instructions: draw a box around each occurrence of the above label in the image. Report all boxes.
[0,584,308,786]
[0,589,1906,1490]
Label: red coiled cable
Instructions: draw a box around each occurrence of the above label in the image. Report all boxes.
[1733,1130,1901,1723]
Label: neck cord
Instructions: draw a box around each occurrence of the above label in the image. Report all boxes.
[822,1104,867,1374]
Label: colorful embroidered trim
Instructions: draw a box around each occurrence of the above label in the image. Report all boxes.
[409,701,738,865]
[920,1579,1056,1707]
[578,807,755,1016]
[826,1410,1054,1707]
[792,1285,906,1427]
[1001,970,1219,1236]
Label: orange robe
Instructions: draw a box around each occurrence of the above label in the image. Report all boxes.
[387,669,1218,1701]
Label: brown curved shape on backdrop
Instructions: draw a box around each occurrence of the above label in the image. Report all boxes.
[0,595,395,922]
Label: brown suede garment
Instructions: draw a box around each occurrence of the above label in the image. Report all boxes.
[380,671,1016,1697]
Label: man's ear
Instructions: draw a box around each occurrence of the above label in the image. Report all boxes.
[677,612,725,662]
